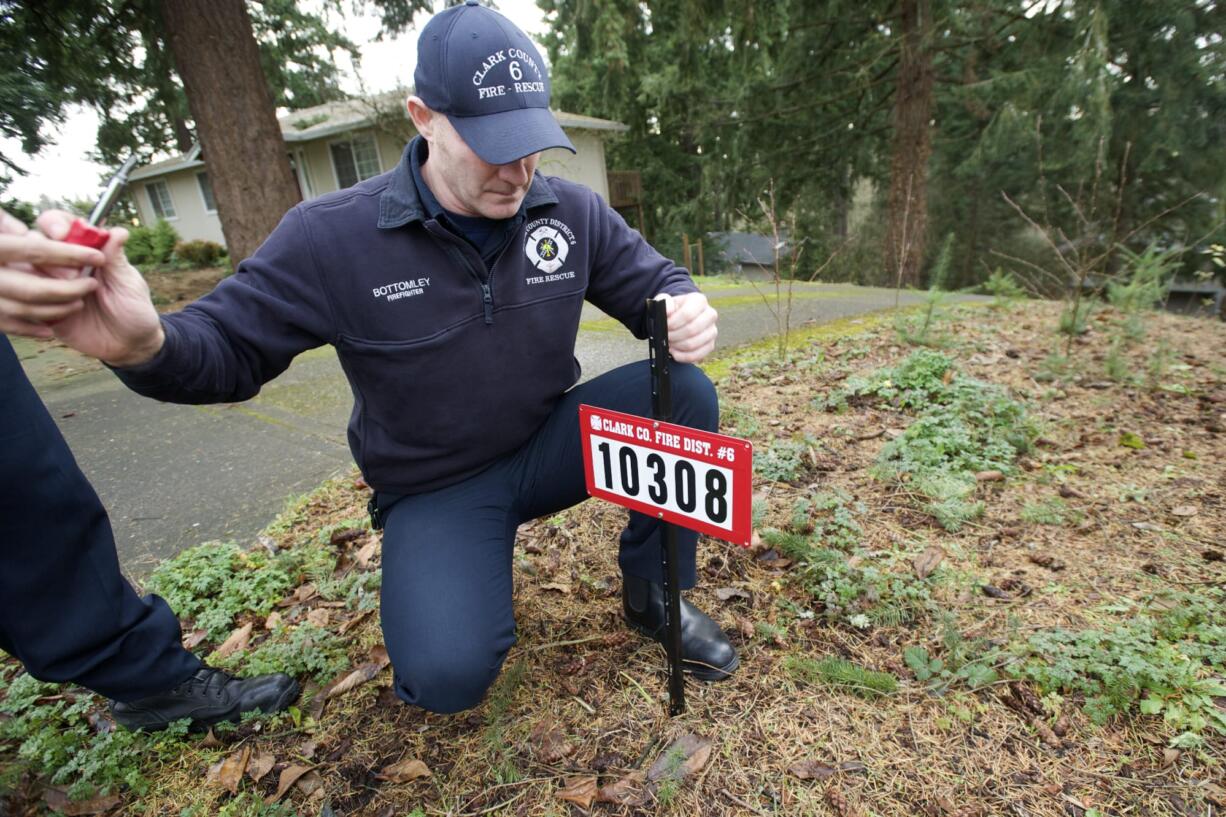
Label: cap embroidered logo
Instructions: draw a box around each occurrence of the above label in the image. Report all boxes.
[414,1,576,164]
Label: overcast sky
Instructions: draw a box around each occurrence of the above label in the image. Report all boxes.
[1,0,549,205]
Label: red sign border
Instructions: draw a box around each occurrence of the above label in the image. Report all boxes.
[579,404,753,546]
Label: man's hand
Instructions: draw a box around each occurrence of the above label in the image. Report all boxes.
[656,291,718,364]
[33,210,165,367]
[0,210,106,337]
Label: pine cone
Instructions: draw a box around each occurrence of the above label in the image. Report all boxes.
[825,785,861,817]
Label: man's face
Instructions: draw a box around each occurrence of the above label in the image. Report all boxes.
[420,112,540,220]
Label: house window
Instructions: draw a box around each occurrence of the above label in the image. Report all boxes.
[147,180,176,220]
[329,134,381,189]
[196,172,217,212]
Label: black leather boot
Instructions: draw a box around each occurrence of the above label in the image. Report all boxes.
[622,575,739,681]
[109,666,300,731]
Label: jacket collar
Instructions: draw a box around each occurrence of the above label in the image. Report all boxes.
[377,136,559,230]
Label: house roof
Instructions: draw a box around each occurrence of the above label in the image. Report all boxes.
[129,92,628,181]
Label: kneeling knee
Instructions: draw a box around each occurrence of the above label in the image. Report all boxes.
[672,364,718,427]
[393,656,503,715]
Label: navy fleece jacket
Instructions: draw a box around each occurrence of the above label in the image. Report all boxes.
[115,140,698,495]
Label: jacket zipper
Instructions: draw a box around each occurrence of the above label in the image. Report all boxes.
[429,222,495,325]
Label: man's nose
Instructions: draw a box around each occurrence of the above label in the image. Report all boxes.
[498,158,530,186]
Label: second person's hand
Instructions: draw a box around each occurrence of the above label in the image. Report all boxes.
[35,210,166,367]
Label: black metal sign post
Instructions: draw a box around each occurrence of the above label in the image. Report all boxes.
[646,297,686,716]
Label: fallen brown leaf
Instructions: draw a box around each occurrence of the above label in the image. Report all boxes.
[789,760,837,780]
[278,583,319,607]
[1027,553,1066,571]
[263,611,282,631]
[248,750,276,783]
[529,723,575,764]
[540,581,571,593]
[208,745,251,795]
[647,734,713,783]
[375,757,431,783]
[354,540,379,569]
[338,607,375,635]
[182,629,208,650]
[295,770,323,796]
[1171,504,1199,517]
[974,470,1005,482]
[266,763,315,804]
[715,586,751,602]
[596,771,649,806]
[325,643,392,700]
[913,546,944,579]
[556,775,597,809]
[306,607,330,627]
[42,790,121,816]
[212,622,253,660]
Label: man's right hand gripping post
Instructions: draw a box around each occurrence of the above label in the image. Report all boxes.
[0,208,165,368]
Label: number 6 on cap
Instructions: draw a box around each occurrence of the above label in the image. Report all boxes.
[579,405,753,546]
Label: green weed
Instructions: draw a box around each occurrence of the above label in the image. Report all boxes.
[838,349,956,410]
[1058,298,1095,338]
[848,351,1035,531]
[983,268,1026,308]
[0,673,191,800]
[903,615,1002,692]
[720,400,760,437]
[1035,351,1074,383]
[895,234,956,348]
[1013,587,1226,745]
[1021,498,1069,526]
[785,655,898,698]
[788,491,864,551]
[181,792,301,817]
[755,437,810,483]
[144,541,297,641]
[216,622,347,682]
[763,498,935,628]
[483,660,526,785]
[1103,341,1136,383]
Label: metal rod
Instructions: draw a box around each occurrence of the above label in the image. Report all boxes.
[647,297,685,716]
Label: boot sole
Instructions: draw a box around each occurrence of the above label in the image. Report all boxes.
[625,619,740,682]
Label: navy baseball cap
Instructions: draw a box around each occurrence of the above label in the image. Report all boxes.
[414,1,575,165]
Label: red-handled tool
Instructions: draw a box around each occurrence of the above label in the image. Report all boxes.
[65,155,139,273]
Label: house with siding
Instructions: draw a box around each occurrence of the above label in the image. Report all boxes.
[127,93,627,248]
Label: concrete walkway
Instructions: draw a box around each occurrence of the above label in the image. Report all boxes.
[16,282,964,575]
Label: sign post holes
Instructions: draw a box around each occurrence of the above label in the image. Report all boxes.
[647,297,686,715]
[579,298,753,716]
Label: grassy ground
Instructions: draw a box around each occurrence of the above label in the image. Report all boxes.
[2,298,1223,817]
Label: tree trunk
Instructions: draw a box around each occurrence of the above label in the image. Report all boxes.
[882,0,934,288]
[160,0,300,265]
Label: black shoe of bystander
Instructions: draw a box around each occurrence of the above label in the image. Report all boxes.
[109,666,299,731]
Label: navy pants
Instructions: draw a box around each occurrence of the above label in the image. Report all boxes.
[0,337,200,702]
[376,361,717,714]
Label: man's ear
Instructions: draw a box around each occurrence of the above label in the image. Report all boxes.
[406,96,435,140]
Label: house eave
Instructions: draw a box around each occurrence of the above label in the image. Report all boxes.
[128,158,206,182]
